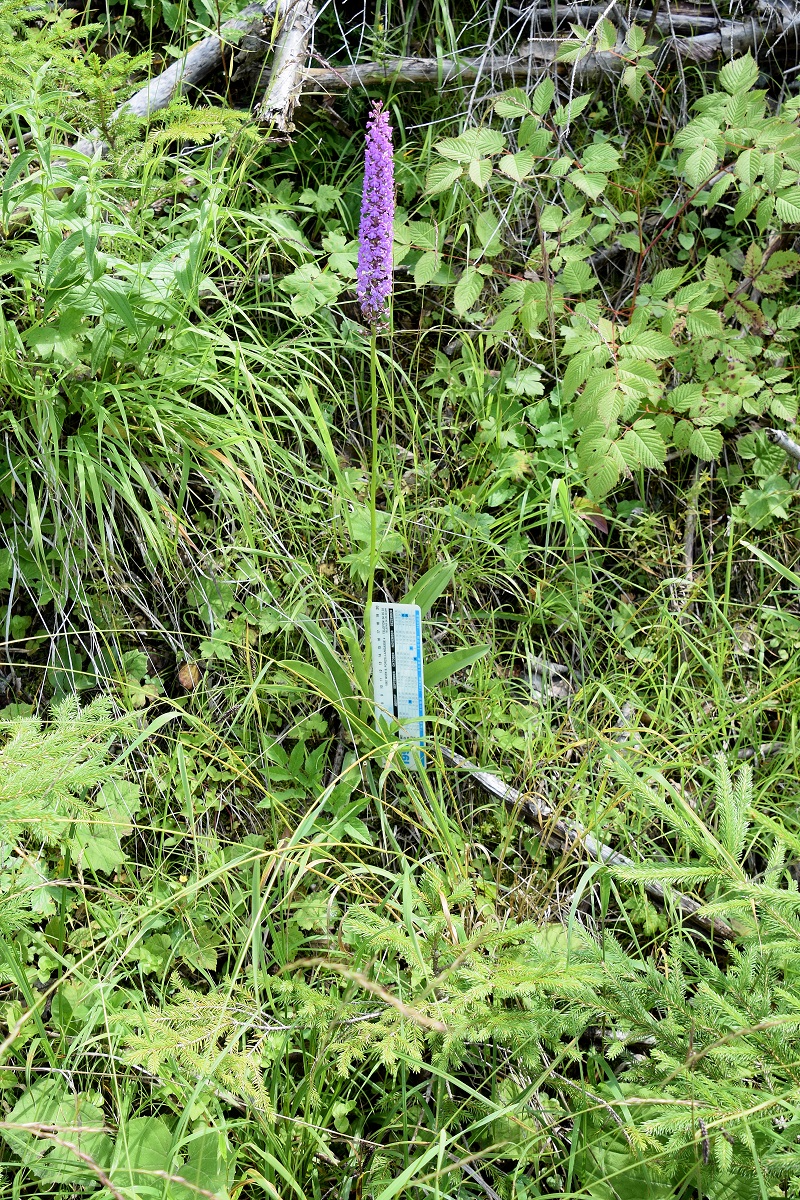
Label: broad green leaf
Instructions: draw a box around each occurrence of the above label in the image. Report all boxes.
[583,452,621,498]
[769,391,798,422]
[407,221,440,251]
[434,129,505,162]
[454,267,484,315]
[649,267,685,297]
[733,185,761,224]
[582,143,622,173]
[414,250,441,287]
[719,52,759,95]
[111,1117,173,1190]
[685,308,723,336]
[425,644,490,689]
[497,150,534,182]
[171,1130,230,1200]
[620,329,674,359]
[775,186,800,222]
[683,144,718,187]
[626,23,646,52]
[560,259,593,293]
[474,210,503,254]
[553,94,592,127]
[735,147,762,186]
[568,170,608,200]
[425,161,462,195]
[2,1078,111,1184]
[621,423,666,470]
[596,17,617,51]
[468,157,493,188]
[493,88,532,118]
[689,427,723,460]
[531,77,555,115]
[756,195,775,232]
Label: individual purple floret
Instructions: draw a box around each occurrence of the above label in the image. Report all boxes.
[357,103,395,329]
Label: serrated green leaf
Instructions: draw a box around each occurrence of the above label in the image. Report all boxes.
[596,17,617,51]
[626,23,646,52]
[649,267,685,298]
[685,308,723,337]
[683,144,718,187]
[468,157,493,188]
[569,170,608,200]
[474,210,503,254]
[498,150,535,182]
[414,250,441,287]
[776,187,800,222]
[689,427,723,460]
[719,52,759,95]
[756,195,775,233]
[582,143,622,173]
[735,147,762,186]
[532,77,555,115]
[733,185,762,224]
[778,305,800,330]
[769,392,799,422]
[619,329,674,359]
[407,221,440,252]
[621,423,666,469]
[493,88,532,118]
[425,161,463,195]
[454,267,484,315]
[560,259,593,293]
[434,129,505,162]
[553,94,592,127]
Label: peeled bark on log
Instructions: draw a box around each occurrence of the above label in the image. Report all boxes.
[74,0,277,157]
[292,15,796,94]
[255,0,317,132]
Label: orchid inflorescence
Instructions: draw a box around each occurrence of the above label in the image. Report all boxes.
[356,102,395,329]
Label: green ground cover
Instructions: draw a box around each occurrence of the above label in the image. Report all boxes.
[1,0,800,1195]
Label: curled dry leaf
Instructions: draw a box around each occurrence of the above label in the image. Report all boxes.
[177,661,201,691]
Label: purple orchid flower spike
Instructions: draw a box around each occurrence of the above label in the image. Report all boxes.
[357,102,395,329]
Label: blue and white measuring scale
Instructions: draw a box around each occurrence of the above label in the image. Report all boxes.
[370,602,425,768]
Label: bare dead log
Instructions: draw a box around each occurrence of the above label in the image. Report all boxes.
[506,5,732,34]
[291,15,794,93]
[255,0,317,132]
[440,745,737,941]
[74,0,277,157]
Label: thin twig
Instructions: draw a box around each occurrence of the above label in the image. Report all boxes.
[439,745,736,941]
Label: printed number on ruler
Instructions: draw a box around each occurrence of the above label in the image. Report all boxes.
[370,602,425,768]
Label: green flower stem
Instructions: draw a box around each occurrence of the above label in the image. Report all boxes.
[365,327,379,671]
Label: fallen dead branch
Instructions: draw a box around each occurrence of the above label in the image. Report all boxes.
[255,0,317,132]
[507,5,732,33]
[74,0,277,157]
[440,745,737,941]
[769,428,800,466]
[294,15,794,93]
